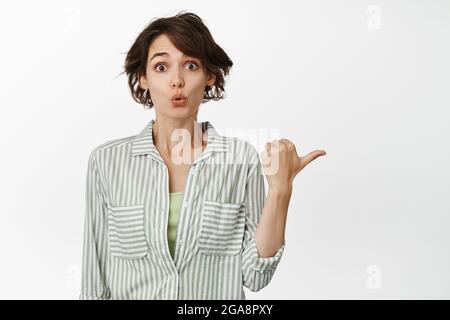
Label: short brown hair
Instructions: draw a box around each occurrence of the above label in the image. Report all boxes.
[120,11,233,109]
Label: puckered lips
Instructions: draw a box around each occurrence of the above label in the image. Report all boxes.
[171,93,187,107]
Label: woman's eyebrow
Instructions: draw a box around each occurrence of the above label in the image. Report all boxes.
[149,52,194,62]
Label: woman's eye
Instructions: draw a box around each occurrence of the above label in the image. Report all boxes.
[155,64,166,72]
[186,62,199,70]
[154,62,199,72]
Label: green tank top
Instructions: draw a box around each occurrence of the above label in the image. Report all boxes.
[167,191,184,258]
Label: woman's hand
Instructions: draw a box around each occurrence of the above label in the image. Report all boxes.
[261,139,326,193]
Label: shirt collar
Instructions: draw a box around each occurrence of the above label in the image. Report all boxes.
[131,119,229,164]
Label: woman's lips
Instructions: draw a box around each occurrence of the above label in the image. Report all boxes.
[171,98,187,107]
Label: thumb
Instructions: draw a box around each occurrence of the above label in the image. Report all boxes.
[297,150,327,172]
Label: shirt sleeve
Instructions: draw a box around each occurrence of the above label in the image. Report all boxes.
[241,144,286,292]
[79,150,111,300]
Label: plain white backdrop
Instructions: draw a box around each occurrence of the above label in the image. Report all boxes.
[0,0,449,299]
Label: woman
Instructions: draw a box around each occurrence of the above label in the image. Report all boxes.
[80,11,326,300]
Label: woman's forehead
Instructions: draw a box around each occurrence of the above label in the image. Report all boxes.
[148,34,200,61]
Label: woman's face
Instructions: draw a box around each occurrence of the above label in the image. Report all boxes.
[139,34,215,120]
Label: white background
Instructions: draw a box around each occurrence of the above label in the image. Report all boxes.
[0,0,449,299]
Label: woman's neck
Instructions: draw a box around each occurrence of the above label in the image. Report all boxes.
[152,116,206,163]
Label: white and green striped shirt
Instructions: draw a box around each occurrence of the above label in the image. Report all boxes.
[80,119,286,300]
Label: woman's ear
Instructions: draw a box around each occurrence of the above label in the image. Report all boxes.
[207,74,216,87]
[139,74,148,90]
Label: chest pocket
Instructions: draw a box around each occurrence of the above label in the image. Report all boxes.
[199,200,246,256]
[107,203,148,259]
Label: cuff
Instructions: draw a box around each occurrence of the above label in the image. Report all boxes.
[248,237,285,273]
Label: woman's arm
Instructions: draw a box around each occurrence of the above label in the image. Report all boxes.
[255,187,291,258]
[255,139,326,258]
[79,151,111,300]
[241,151,286,292]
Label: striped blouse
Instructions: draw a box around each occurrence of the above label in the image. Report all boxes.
[79,119,286,300]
